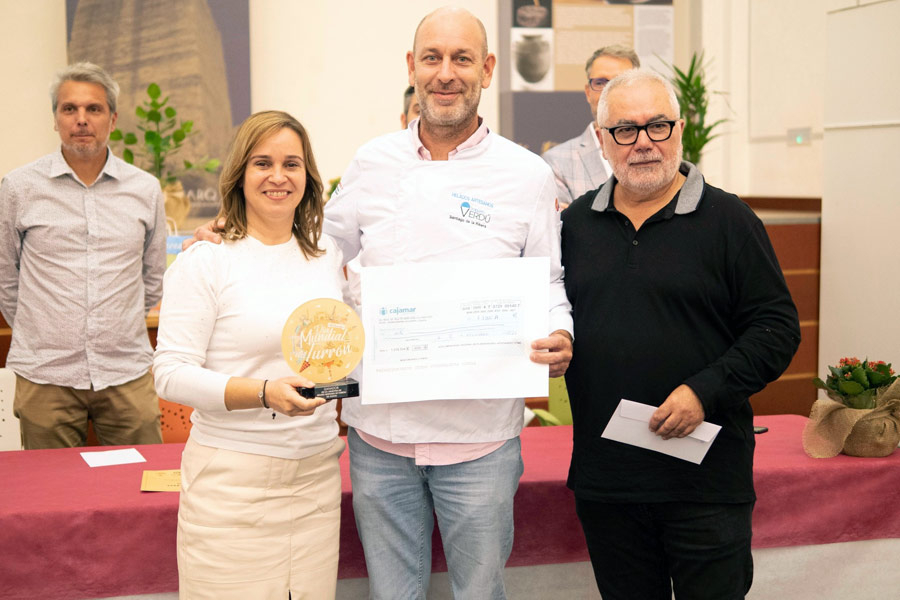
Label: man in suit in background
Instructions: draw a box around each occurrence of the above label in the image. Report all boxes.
[542,45,639,209]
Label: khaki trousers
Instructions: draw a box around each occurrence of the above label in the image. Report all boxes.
[177,436,344,600]
[14,371,162,449]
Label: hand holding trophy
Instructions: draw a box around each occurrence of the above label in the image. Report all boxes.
[281,298,364,400]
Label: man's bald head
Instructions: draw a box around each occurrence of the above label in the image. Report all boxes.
[413,7,488,60]
[407,6,496,139]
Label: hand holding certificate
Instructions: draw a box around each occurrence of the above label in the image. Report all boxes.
[360,257,551,404]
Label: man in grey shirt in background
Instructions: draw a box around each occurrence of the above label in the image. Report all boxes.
[542,45,639,209]
[0,62,165,449]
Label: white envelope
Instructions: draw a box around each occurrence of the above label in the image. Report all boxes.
[600,399,721,465]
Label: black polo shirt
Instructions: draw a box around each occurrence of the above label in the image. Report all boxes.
[561,162,800,503]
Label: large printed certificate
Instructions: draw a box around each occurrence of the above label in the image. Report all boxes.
[359,257,550,404]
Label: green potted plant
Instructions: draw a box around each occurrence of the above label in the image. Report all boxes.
[804,357,900,458]
[109,83,219,227]
[661,52,727,166]
[813,357,897,410]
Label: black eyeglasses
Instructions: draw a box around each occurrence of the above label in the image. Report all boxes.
[602,120,677,145]
[588,77,610,91]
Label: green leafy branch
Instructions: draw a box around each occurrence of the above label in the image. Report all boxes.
[531,408,563,427]
[325,177,341,201]
[660,52,728,165]
[109,83,219,186]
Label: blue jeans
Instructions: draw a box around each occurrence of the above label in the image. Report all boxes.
[348,428,523,599]
[575,498,754,600]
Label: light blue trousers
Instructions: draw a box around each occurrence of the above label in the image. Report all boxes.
[348,428,523,599]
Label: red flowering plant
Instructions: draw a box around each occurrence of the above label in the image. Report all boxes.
[813,357,897,409]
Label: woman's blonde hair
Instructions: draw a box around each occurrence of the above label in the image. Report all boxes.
[217,110,325,258]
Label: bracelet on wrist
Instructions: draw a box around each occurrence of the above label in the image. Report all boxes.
[258,380,269,409]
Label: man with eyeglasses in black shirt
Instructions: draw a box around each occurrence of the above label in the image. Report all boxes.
[560,69,801,600]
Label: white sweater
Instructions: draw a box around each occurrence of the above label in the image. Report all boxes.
[153,234,344,459]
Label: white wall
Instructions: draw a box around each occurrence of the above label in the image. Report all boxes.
[695,0,825,197]
[819,0,900,370]
[746,0,826,198]
[682,0,900,387]
[0,0,67,178]
[0,1,826,198]
[692,0,751,193]
[0,1,498,184]
[249,0,499,183]
[4,1,897,379]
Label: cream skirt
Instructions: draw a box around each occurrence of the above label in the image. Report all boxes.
[177,436,345,599]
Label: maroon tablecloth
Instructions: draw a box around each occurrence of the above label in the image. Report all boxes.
[1,442,184,599]
[750,414,900,548]
[3,415,899,599]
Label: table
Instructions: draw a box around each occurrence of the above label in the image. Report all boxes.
[3,415,899,599]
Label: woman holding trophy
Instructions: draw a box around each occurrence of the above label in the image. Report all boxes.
[154,111,345,599]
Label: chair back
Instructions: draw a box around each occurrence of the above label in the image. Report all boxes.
[159,397,193,443]
[0,368,22,451]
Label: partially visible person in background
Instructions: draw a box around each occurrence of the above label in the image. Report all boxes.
[154,111,345,599]
[0,61,165,449]
[400,84,421,128]
[543,45,639,209]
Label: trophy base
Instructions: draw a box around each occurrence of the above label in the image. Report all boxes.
[298,378,359,401]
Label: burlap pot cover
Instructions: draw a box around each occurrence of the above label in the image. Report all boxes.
[803,379,900,458]
[842,413,900,457]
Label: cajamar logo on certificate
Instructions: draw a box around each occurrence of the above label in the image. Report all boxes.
[281,298,364,383]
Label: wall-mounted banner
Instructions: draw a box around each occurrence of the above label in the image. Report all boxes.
[65,0,250,228]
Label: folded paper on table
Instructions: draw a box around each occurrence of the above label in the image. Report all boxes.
[601,399,721,464]
[140,469,182,492]
[80,448,146,467]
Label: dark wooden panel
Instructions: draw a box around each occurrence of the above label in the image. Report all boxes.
[751,377,817,417]
[743,196,821,212]
[765,223,821,270]
[781,324,818,377]
[784,272,820,321]
[0,332,9,370]
[785,324,818,375]
[0,313,8,369]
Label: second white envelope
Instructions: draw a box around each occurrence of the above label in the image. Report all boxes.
[600,399,721,464]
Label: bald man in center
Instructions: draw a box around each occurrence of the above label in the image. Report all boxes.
[325,7,573,599]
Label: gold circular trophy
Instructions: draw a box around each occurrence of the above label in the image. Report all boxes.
[281,298,364,400]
